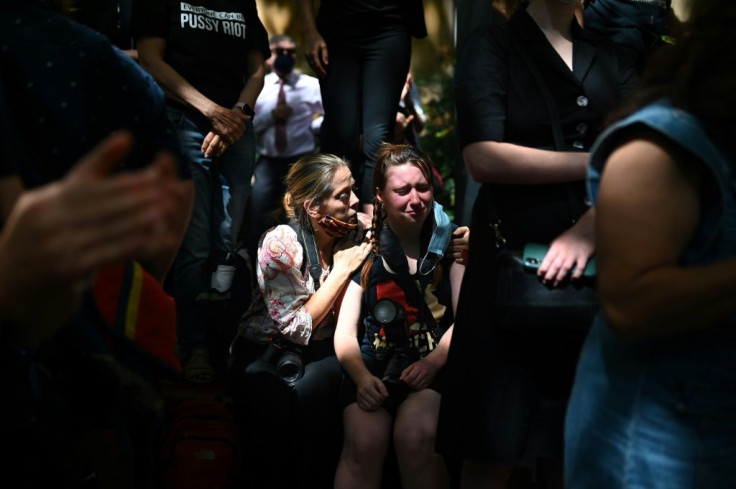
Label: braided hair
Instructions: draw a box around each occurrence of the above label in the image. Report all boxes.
[360,143,443,288]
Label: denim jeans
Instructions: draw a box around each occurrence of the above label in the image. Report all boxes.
[565,317,736,489]
[166,105,255,350]
[244,154,302,255]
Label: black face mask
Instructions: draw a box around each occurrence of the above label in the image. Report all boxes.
[274,54,295,75]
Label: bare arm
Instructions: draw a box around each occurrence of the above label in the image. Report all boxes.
[597,134,736,338]
[334,280,388,410]
[304,237,371,327]
[137,36,248,145]
[296,0,329,77]
[201,50,266,157]
[463,140,589,184]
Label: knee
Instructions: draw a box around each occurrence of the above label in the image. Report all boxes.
[393,417,436,460]
[342,426,390,471]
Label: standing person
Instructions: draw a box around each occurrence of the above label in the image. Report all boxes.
[297,0,427,216]
[334,143,465,489]
[565,1,736,487]
[246,34,323,255]
[227,153,371,489]
[134,0,270,383]
[436,1,638,488]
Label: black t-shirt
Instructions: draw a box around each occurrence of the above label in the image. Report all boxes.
[132,0,270,107]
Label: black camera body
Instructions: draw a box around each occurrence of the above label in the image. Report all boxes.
[373,298,417,397]
[263,334,304,387]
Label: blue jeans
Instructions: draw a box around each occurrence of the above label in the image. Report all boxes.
[166,105,255,350]
[565,317,736,489]
[244,154,303,254]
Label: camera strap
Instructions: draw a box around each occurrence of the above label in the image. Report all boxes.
[377,225,444,342]
[288,220,324,292]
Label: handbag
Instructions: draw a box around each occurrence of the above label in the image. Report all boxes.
[490,27,599,331]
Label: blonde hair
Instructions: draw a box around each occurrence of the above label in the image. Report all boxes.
[282,153,351,230]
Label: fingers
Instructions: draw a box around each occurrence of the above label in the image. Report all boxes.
[202,133,227,158]
[66,131,134,182]
[308,43,328,77]
[202,131,217,154]
[357,377,387,411]
[538,248,575,286]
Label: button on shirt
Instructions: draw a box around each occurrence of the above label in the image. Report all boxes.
[253,71,323,158]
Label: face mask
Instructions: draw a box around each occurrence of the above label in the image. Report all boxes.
[417,202,452,275]
[317,215,358,238]
[273,54,295,75]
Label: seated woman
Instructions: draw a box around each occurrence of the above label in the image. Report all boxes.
[227,153,371,489]
[334,143,466,489]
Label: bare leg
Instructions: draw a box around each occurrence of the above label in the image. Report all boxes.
[334,403,392,489]
[394,390,449,489]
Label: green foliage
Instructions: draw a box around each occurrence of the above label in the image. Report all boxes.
[417,68,458,221]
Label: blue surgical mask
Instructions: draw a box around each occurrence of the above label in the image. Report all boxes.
[274,54,295,75]
[417,202,452,275]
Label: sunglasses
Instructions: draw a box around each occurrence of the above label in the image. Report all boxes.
[271,48,296,56]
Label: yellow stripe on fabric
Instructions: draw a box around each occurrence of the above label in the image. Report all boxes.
[124,262,144,340]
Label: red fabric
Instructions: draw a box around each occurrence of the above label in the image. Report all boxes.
[275,78,287,151]
[93,262,181,374]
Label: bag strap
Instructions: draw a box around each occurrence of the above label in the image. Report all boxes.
[375,225,444,340]
[287,220,323,292]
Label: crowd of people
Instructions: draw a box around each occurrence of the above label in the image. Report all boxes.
[2,0,735,488]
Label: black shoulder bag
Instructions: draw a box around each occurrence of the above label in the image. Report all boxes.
[489,29,599,331]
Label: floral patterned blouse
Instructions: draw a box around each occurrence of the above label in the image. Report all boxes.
[242,224,334,345]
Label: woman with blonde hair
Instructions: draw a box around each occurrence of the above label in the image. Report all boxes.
[228,153,371,489]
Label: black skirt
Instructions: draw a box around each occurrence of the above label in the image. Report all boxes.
[435,191,588,464]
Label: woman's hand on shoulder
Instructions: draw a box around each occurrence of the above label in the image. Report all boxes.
[332,237,371,275]
[356,374,388,411]
[539,210,595,286]
[450,226,470,265]
[400,357,440,391]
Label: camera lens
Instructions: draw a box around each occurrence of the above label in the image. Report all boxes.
[276,351,303,386]
[374,298,400,325]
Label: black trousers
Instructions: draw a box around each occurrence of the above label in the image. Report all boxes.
[227,336,344,489]
[319,27,411,202]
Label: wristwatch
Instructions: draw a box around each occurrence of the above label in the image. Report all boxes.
[235,102,255,117]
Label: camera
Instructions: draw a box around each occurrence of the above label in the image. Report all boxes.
[263,334,304,387]
[373,299,416,396]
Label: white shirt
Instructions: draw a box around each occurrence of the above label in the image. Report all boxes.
[253,71,323,158]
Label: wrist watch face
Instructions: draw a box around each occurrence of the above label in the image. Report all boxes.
[237,103,255,117]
